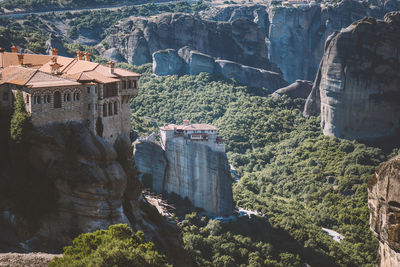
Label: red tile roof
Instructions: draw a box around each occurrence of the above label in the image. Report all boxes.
[160,123,217,131]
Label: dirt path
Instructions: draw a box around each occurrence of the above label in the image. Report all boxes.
[0,253,61,267]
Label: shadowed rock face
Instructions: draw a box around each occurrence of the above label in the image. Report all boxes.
[368,155,400,267]
[303,12,400,141]
[27,123,130,249]
[99,13,273,70]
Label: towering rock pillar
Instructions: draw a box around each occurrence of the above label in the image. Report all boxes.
[368,155,400,267]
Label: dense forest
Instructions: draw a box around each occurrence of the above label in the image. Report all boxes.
[129,66,394,266]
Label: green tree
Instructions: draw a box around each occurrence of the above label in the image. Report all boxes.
[10,90,31,144]
[50,224,171,267]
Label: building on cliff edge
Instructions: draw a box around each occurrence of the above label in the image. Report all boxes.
[160,120,226,152]
[135,120,233,216]
[0,46,140,143]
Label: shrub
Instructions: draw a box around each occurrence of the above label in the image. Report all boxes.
[50,224,171,267]
[10,90,32,145]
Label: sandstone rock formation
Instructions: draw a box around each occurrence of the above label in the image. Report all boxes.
[200,0,399,83]
[134,140,234,216]
[368,155,400,267]
[272,80,313,99]
[152,47,288,91]
[303,12,400,141]
[98,13,273,70]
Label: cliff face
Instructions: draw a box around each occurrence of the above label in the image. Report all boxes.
[201,0,399,83]
[134,140,234,216]
[368,155,400,267]
[303,12,400,141]
[98,12,272,70]
[152,47,288,91]
[24,123,132,250]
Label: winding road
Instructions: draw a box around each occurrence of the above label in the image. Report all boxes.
[0,0,193,18]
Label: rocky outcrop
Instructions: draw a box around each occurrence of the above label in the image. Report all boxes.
[99,13,273,70]
[200,0,400,83]
[152,47,288,90]
[45,34,68,57]
[27,122,130,250]
[272,80,313,99]
[134,140,234,216]
[368,155,400,267]
[303,12,400,141]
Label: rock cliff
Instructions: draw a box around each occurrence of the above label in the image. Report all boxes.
[201,0,399,83]
[98,12,273,70]
[303,12,400,141]
[368,155,400,267]
[152,47,288,91]
[0,122,194,266]
[134,140,234,216]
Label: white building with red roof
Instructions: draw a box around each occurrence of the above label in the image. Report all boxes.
[160,120,225,152]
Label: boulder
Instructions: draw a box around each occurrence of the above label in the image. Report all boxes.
[272,80,313,99]
[303,12,400,141]
[178,46,215,75]
[368,155,400,267]
[152,49,185,76]
[216,59,288,91]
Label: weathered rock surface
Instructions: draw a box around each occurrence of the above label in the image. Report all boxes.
[134,141,167,193]
[27,122,130,249]
[152,47,288,90]
[303,12,400,141]
[216,59,288,90]
[99,12,273,70]
[200,0,400,83]
[272,80,313,99]
[45,33,68,57]
[134,140,234,216]
[368,155,400,267]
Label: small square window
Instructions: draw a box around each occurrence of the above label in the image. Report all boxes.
[88,104,91,110]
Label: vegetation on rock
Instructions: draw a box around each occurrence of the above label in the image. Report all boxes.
[10,90,32,145]
[50,224,171,267]
[131,70,393,266]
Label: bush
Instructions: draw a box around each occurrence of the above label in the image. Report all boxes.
[50,224,171,267]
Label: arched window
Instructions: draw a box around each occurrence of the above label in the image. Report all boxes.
[44,94,50,104]
[73,92,80,101]
[54,91,61,108]
[64,93,71,102]
[103,104,107,117]
[26,95,30,104]
[34,95,41,104]
[114,102,118,115]
[108,102,113,116]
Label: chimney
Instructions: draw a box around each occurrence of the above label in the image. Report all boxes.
[11,46,18,53]
[76,51,83,60]
[0,48,4,69]
[51,48,58,56]
[108,61,115,74]
[84,52,91,61]
[183,120,190,126]
[17,54,24,65]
